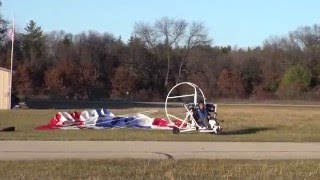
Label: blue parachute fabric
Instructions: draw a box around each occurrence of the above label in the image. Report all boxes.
[95,116,151,129]
[96,108,112,117]
[102,108,112,116]
[115,117,151,129]
[95,116,118,128]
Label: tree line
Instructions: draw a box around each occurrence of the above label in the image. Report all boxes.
[1,10,320,101]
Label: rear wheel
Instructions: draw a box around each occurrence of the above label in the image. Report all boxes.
[173,126,180,134]
[216,128,222,135]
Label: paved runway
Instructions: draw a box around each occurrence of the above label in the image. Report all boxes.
[1,141,320,160]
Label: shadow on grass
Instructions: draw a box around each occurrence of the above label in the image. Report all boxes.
[221,127,273,135]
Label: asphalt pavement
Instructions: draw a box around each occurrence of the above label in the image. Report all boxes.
[1,141,320,160]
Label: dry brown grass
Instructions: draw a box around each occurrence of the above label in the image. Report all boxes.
[0,159,320,179]
[0,105,319,141]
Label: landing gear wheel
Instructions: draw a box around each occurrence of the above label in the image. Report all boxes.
[216,128,222,135]
[173,126,180,134]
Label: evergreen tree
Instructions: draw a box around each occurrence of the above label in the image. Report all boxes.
[22,20,45,66]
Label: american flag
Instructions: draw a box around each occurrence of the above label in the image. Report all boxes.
[8,28,14,41]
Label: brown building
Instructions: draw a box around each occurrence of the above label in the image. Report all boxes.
[0,67,10,109]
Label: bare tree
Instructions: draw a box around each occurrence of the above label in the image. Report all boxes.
[134,17,187,87]
[134,17,210,87]
[155,17,187,86]
[176,22,211,84]
[134,22,160,62]
[291,25,320,49]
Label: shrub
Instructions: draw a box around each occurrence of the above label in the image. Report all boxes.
[282,64,312,88]
[252,85,278,100]
[308,85,320,100]
[277,65,312,99]
[277,82,307,99]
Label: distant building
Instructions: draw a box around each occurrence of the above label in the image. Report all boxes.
[0,67,10,109]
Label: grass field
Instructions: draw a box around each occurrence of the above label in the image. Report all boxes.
[0,105,320,141]
[0,159,320,179]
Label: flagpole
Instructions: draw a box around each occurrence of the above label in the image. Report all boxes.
[9,14,15,109]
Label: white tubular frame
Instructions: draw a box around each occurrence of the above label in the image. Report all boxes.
[165,82,206,129]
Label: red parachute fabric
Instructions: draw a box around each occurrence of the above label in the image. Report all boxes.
[70,111,85,125]
[152,118,170,127]
[35,113,63,130]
